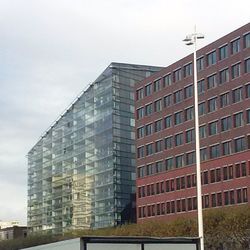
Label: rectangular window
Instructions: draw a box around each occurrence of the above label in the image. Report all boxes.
[208,97,217,112]
[212,194,216,207]
[154,99,162,112]
[234,112,243,128]
[185,106,194,121]
[181,176,186,189]
[173,68,182,82]
[230,190,235,204]
[184,84,193,99]
[216,168,221,182]
[229,165,234,179]
[146,143,154,156]
[247,110,250,124]
[203,171,208,184]
[198,79,205,94]
[234,137,246,153]
[146,164,154,175]
[188,198,193,211]
[166,202,171,214]
[210,169,215,183]
[210,144,220,159]
[244,33,250,48]
[171,201,175,213]
[137,146,144,158]
[174,90,183,103]
[200,148,207,161]
[199,125,206,139]
[136,88,144,100]
[220,92,230,107]
[222,141,231,156]
[207,74,217,89]
[198,102,206,116]
[137,107,144,119]
[243,188,248,202]
[181,199,186,211]
[187,175,191,188]
[224,191,229,205]
[145,103,153,116]
[164,94,172,107]
[217,193,222,206]
[176,177,180,190]
[186,128,195,143]
[197,57,204,72]
[207,50,216,66]
[208,121,218,136]
[145,83,152,96]
[145,123,153,136]
[246,84,250,98]
[183,63,192,77]
[137,127,144,139]
[245,58,250,73]
[175,133,183,146]
[186,151,195,165]
[175,155,184,168]
[219,44,228,60]
[237,189,242,203]
[174,111,183,125]
[154,119,162,132]
[166,157,173,171]
[241,162,247,176]
[223,166,228,180]
[231,38,240,54]
[164,115,172,128]
[155,140,163,153]
[219,68,229,84]
[231,63,241,79]
[204,195,209,208]
[221,116,231,131]
[155,161,163,173]
[154,79,161,92]
[165,136,173,149]
[163,74,171,87]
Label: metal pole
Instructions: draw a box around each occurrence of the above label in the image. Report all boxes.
[193,32,204,250]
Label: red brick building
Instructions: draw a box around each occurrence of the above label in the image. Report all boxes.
[135,23,250,222]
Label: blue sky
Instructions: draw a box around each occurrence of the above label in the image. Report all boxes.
[0,0,249,224]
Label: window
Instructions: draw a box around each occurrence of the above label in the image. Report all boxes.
[185,106,194,121]
[164,94,172,107]
[188,198,193,211]
[198,102,206,116]
[222,141,231,155]
[204,195,209,208]
[244,33,250,48]
[203,171,208,184]
[241,162,247,176]
[186,151,195,165]
[229,165,234,179]
[184,84,193,98]
[163,74,171,87]
[219,68,229,84]
[175,155,184,168]
[164,115,172,128]
[137,107,144,119]
[154,119,162,132]
[145,123,153,136]
[198,79,205,94]
[207,74,217,89]
[174,68,181,82]
[209,121,218,136]
[175,133,183,146]
[243,188,248,202]
[166,157,173,170]
[230,190,235,204]
[154,79,161,92]
[174,90,183,103]
[171,201,175,213]
[137,146,144,158]
[184,63,192,77]
[246,84,250,98]
[237,189,242,203]
[155,140,163,153]
[207,50,216,66]
[145,103,153,116]
[199,125,206,139]
[186,129,195,143]
[216,168,221,182]
[234,112,243,128]
[136,88,144,100]
[177,200,181,212]
[220,92,230,107]
[146,143,154,156]
[232,63,241,79]
[224,191,229,205]
[235,163,241,178]
[145,83,152,96]
[223,166,228,181]
[174,111,183,125]
[221,116,231,131]
[155,161,163,173]
[219,44,228,60]
[212,194,216,207]
[210,169,215,183]
[181,176,186,189]
[200,148,207,161]
[210,144,220,159]
[231,38,240,54]
[217,193,222,206]
[234,137,246,152]
[176,177,181,190]
[232,87,243,103]
[197,57,204,72]
[165,136,173,149]
[154,99,162,112]
[137,127,144,139]
[245,58,250,73]
[247,110,250,124]
[208,97,217,112]
[146,164,154,175]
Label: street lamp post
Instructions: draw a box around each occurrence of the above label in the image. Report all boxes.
[183,28,205,250]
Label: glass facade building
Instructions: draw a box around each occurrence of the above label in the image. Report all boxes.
[27,63,162,234]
